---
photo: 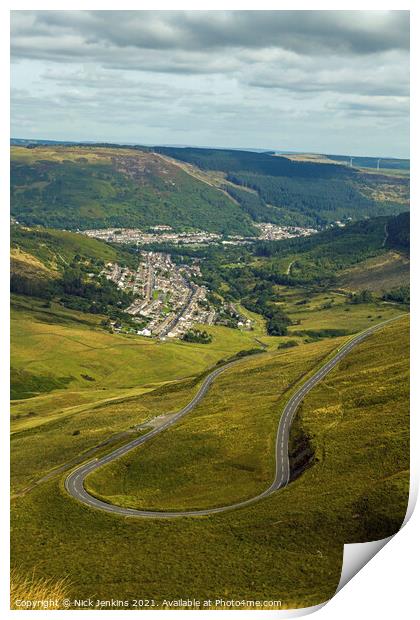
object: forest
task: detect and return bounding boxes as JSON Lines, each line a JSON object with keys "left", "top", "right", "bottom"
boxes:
{"left": 385, "top": 211, "right": 409, "bottom": 252}
{"left": 155, "top": 146, "right": 353, "bottom": 178}
{"left": 11, "top": 144, "right": 409, "bottom": 232}
{"left": 226, "top": 172, "right": 403, "bottom": 227}
{"left": 156, "top": 146, "right": 409, "bottom": 228}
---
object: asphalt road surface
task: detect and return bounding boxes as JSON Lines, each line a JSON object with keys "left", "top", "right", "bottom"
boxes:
{"left": 65, "top": 316, "right": 403, "bottom": 518}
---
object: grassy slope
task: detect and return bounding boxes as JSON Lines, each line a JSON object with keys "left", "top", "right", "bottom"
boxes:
{"left": 84, "top": 337, "right": 343, "bottom": 510}
{"left": 11, "top": 295, "right": 267, "bottom": 428}
{"left": 291, "top": 316, "right": 409, "bottom": 543}
{"left": 10, "top": 317, "right": 408, "bottom": 609}
{"left": 11, "top": 224, "right": 126, "bottom": 272}
{"left": 268, "top": 286, "right": 405, "bottom": 337}
{"left": 338, "top": 251, "right": 409, "bottom": 292}
{"left": 286, "top": 294, "right": 404, "bottom": 333}
{"left": 11, "top": 377, "right": 201, "bottom": 494}
{"left": 11, "top": 146, "right": 255, "bottom": 235}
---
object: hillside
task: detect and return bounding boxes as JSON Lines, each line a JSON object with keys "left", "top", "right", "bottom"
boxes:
{"left": 333, "top": 211, "right": 409, "bottom": 293}
{"left": 10, "top": 224, "right": 141, "bottom": 324}
{"left": 11, "top": 224, "right": 132, "bottom": 277}
{"left": 11, "top": 317, "right": 409, "bottom": 608}
{"left": 10, "top": 291, "right": 274, "bottom": 420}
{"left": 195, "top": 215, "right": 407, "bottom": 301}
{"left": 325, "top": 153, "right": 410, "bottom": 171}
{"left": 11, "top": 144, "right": 409, "bottom": 233}
{"left": 338, "top": 252, "right": 409, "bottom": 293}
{"left": 156, "top": 146, "right": 409, "bottom": 227}
{"left": 10, "top": 146, "right": 256, "bottom": 235}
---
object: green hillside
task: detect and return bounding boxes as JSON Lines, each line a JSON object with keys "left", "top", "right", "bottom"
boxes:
{"left": 84, "top": 336, "right": 346, "bottom": 510}
{"left": 11, "top": 144, "right": 409, "bottom": 233}
{"left": 10, "top": 225, "right": 140, "bottom": 325}
{"left": 11, "top": 224, "right": 128, "bottom": 269}
{"left": 11, "top": 146, "right": 256, "bottom": 235}
{"left": 11, "top": 317, "right": 409, "bottom": 609}
{"left": 156, "top": 146, "right": 410, "bottom": 227}
{"left": 10, "top": 293, "right": 266, "bottom": 418}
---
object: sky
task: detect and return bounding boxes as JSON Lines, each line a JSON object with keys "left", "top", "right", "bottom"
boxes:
{"left": 10, "top": 10, "right": 410, "bottom": 157}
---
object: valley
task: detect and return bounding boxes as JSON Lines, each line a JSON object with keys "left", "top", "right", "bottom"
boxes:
{"left": 9, "top": 141, "right": 410, "bottom": 610}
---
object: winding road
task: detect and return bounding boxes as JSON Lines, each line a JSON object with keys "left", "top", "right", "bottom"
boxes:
{"left": 65, "top": 316, "right": 403, "bottom": 518}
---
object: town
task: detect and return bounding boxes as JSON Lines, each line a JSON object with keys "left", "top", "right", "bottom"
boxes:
{"left": 82, "top": 223, "right": 318, "bottom": 246}
{"left": 102, "top": 251, "right": 219, "bottom": 339}
{"left": 83, "top": 225, "right": 223, "bottom": 246}
{"left": 253, "top": 222, "right": 318, "bottom": 240}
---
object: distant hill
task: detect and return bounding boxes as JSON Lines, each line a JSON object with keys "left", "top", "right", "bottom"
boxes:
{"left": 11, "top": 144, "right": 409, "bottom": 233}
{"left": 325, "top": 154, "right": 410, "bottom": 171}
{"left": 155, "top": 146, "right": 352, "bottom": 178}
{"left": 155, "top": 146, "right": 410, "bottom": 228}
{"left": 10, "top": 146, "right": 256, "bottom": 235}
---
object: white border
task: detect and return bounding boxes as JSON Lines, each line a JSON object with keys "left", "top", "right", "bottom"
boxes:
{"left": 2, "top": 2, "right": 417, "bottom": 619}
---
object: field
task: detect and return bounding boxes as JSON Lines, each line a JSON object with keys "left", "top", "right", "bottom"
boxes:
{"left": 10, "top": 317, "right": 409, "bottom": 609}
{"left": 11, "top": 293, "right": 279, "bottom": 494}
{"left": 84, "top": 337, "right": 344, "bottom": 510}
{"left": 274, "top": 286, "right": 406, "bottom": 336}
{"left": 338, "top": 251, "right": 410, "bottom": 292}
{"left": 11, "top": 295, "right": 265, "bottom": 418}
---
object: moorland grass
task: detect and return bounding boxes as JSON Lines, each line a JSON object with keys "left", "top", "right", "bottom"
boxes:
{"left": 85, "top": 337, "right": 345, "bottom": 510}
{"left": 11, "top": 377, "right": 200, "bottom": 494}
{"left": 10, "top": 317, "right": 408, "bottom": 609}
{"left": 10, "top": 568, "right": 70, "bottom": 610}
{"left": 11, "top": 297, "right": 264, "bottom": 428}
{"left": 338, "top": 251, "right": 410, "bottom": 293}
{"left": 283, "top": 292, "right": 404, "bottom": 334}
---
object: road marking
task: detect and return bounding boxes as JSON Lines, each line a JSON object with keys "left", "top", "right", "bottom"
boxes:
{"left": 65, "top": 315, "right": 406, "bottom": 518}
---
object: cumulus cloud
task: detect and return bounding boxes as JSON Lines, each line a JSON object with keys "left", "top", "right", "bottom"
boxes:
{"left": 10, "top": 10, "right": 409, "bottom": 156}
{"left": 12, "top": 11, "right": 409, "bottom": 57}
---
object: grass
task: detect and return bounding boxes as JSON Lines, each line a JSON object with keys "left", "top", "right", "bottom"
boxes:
{"left": 11, "top": 295, "right": 264, "bottom": 428}
{"left": 10, "top": 247, "right": 55, "bottom": 279}
{"left": 274, "top": 286, "right": 406, "bottom": 335}
{"left": 10, "top": 296, "right": 274, "bottom": 493}
{"left": 10, "top": 568, "right": 70, "bottom": 610}
{"left": 288, "top": 316, "right": 409, "bottom": 543}
{"left": 338, "top": 251, "right": 410, "bottom": 293}
{"left": 10, "top": 317, "right": 408, "bottom": 609}
{"left": 11, "top": 224, "right": 124, "bottom": 272}
{"left": 11, "top": 376, "right": 201, "bottom": 494}
{"left": 84, "top": 337, "right": 344, "bottom": 511}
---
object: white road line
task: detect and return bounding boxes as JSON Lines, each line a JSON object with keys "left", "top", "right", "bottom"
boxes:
{"left": 64, "top": 315, "right": 406, "bottom": 518}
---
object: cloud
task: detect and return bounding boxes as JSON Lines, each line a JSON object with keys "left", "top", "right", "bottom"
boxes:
{"left": 245, "top": 49, "right": 409, "bottom": 97}
{"left": 10, "top": 11, "right": 410, "bottom": 156}
{"left": 12, "top": 11, "right": 409, "bottom": 59}
{"left": 326, "top": 95, "right": 409, "bottom": 118}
